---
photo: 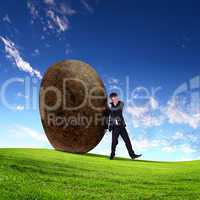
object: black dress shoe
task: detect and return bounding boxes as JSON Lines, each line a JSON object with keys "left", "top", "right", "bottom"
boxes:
{"left": 110, "top": 154, "right": 115, "bottom": 160}
{"left": 131, "top": 154, "right": 142, "bottom": 159}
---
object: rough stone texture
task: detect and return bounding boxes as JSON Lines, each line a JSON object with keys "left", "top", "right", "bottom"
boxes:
{"left": 39, "top": 60, "right": 107, "bottom": 153}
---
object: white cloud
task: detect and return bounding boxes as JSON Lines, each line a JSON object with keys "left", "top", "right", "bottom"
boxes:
{"left": 171, "top": 131, "right": 197, "bottom": 144}
{"left": 32, "top": 48, "right": 40, "bottom": 56}
{"left": 179, "top": 156, "right": 196, "bottom": 161}
{"left": 108, "top": 78, "right": 119, "bottom": 85}
{"left": 9, "top": 124, "right": 47, "bottom": 143}
{"left": 65, "top": 48, "right": 72, "bottom": 55}
{"left": 172, "top": 131, "right": 185, "bottom": 140}
{"left": 161, "top": 142, "right": 195, "bottom": 154}
{"left": 126, "top": 95, "right": 200, "bottom": 129}
{"left": 27, "top": 0, "right": 39, "bottom": 21}
{"left": 127, "top": 102, "right": 164, "bottom": 128}
{"left": 80, "top": 0, "right": 94, "bottom": 13}
{"left": 133, "top": 137, "right": 196, "bottom": 157}
{"left": 15, "top": 105, "right": 25, "bottom": 111}
{"left": 180, "top": 144, "right": 195, "bottom": 154}
{"left": 47, "top": 10, "right": 69, "bottom": 32}
{"left": 59, "top": 3, "right": 76, "bottom": 16}
{"left": 44, "top": 0, "right": 54, "bottom": 5}
{"left": 2, "top": 14, "right": 11, "bottom": 23}
{"left": 16, "top": 92, "right": 29, "bottom": 99}
{"left": 143, "top": 115, "right": 164, "bottom": 127}
{"left": 134, "top": 138, "right": 159, "bottom": 150}
{"left": 127, "top": 105, "right": 148, "bottom": 118}
{"left": 161, "top": 146, "right": 176, "bottom": 153}
{"left": 0, "top": 36, "right": 42, "bottom": 79}
{"left": 164, "top": 99, "right": 200, "bottom": 129}
{"left": 27, "top": 0, "right": 76, "bottom": 35}
{"left": 150, "top": 97, "right": 159, "bottom": 110}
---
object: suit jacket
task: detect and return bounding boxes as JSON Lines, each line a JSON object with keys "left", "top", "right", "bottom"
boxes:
{"left": 107, "top": 100, "right": 126, "bottom": 131}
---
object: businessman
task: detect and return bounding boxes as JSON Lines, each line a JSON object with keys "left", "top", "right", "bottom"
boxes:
{"left": 106, "top": 92, "right": 142, "bottom": 160}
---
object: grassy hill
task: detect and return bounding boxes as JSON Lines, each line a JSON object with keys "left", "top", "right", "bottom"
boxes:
{"left": 0, "top": 149, "right": 200, "bottom": 200}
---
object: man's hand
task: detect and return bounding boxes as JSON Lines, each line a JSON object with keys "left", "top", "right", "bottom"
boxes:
{"left": 108, "top": 125, "right": 113, "bottom": 132}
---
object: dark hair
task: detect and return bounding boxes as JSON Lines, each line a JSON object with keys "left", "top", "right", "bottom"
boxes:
{"left": 109, "top": 92, "right": 118, "bottom": 98}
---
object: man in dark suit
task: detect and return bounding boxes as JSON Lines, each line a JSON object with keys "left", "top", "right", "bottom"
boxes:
{"left": 107, "top": 92, "right": 142, "bottom": 160}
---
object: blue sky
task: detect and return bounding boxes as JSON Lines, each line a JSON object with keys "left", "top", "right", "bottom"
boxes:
{"left": 0, "top": 0, "right": 200, "bottom": 161}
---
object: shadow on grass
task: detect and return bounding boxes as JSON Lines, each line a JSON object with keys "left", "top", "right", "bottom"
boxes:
{"left": 57, "top": 150, "right": 166, "bottom": 163}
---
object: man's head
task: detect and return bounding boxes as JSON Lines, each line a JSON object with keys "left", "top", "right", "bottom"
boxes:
{"left": 109, "top": 92, "right": 119, "bottom": 105}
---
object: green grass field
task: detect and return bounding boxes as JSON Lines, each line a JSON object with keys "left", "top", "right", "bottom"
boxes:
{"left": 0, "top": 148, "right": 200, "bottom": 200}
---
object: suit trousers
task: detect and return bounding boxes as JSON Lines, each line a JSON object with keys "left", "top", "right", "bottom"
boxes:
{"left": 111, "top": 125, "right": 135, "bottom": 157}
